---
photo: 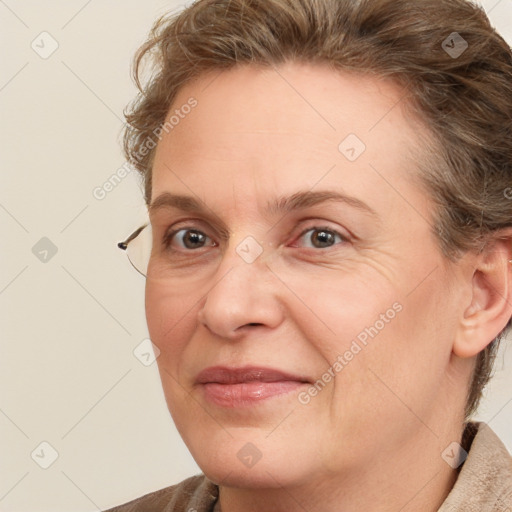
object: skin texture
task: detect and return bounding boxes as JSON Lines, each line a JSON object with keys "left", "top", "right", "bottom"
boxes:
{"left": 145, "top": 62, "right": 512, "bottom": 512}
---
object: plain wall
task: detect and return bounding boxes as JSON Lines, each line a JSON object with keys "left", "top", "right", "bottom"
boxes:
{"left": 1, "top": 1, "right": 511, "bottom": 510}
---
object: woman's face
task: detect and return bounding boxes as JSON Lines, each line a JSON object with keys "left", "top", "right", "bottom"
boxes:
{"left": 146, "top": 62, "right": 469, "bottom": 487}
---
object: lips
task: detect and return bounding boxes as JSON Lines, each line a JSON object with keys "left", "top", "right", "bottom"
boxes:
{"left": 196, "top": 366, "right": 311, "bottom": 407}
{"left": 196, "top": 366, "right": 310, "bottom": 385}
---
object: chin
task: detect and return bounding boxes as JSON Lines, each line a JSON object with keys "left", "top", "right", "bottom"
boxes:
{"left": 194, "top": 448, "right": 308, "bottom": 489}
{"left": 160, "top": 382, "right": 337, "bottom": 488}
{"left": 176, "top": 422, "right": 321, "bottom": 489}
{"left": 202, "top": 463, "right": 287, "bottom": 488}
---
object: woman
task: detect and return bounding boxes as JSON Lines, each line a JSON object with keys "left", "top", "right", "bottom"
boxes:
{"left": 107, "top": 0, "right": 512, "bottom": 510}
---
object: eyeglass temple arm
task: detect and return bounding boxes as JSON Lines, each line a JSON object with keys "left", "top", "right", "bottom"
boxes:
{"left": 117, "top": 224, "right": 148, "bottom": 251}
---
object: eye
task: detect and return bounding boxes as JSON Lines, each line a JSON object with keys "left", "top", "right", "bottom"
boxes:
{"left": 293, "top": 226, "right": 348, "bottom": 249}
{"left": 164, "top": 228, "right": 216, "bottom": 251}
{"left": 161, "top": 225, "right": 347, "bottom": 253}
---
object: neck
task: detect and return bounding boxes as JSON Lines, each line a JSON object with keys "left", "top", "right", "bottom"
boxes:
{"left": 217, "top": 422, "right": 464, "bottom": 512}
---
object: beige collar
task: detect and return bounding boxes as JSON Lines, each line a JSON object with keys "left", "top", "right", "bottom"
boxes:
{"left": 438, "top": 422, "right": 512, "bottom": 511}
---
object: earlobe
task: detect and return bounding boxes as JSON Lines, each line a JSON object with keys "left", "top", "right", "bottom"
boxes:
{"left": 453, "top": 234, "right": 512, "bottom": 359}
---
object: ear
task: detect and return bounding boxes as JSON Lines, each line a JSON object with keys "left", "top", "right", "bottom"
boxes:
{"left": 453, "top": 228, "right": 512, "bottom": 359}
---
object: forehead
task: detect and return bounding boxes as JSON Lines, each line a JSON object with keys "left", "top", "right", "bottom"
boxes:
{"left": 151, "top": 62, "right": 428, "bottom": 213}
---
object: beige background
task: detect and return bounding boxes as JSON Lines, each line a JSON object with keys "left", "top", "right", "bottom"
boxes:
{"left": 1, "top": 1, "right": 511, "bottom": 510}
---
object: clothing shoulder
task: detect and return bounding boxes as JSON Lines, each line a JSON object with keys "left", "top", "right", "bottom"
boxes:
{"left": 439, "top": 422, "right": 512, "bottom": 511}
{"left": 102, "top": 474, "right": 219, "bottom": 512}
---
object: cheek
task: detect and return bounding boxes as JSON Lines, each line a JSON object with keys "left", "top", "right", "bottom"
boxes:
{"left": 293, "top": 266, "right": 448, "bottom": 396}
{"left": 341, "top": 271, "right": 455, "bottom": 420}
{"left": 289, "top": 270, "right": 400, "bottom": 359}
{"left": 145, "top": 281, "right": 195, "bottom": 363}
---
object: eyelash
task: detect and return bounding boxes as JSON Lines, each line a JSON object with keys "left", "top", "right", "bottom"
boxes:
{"left": 162, "top": 224, "right": 349, "bottom": 253}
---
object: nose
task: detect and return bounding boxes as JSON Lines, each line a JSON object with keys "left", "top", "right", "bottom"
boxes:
{"left": 197, "top": 245, "right": 285, "bottom": 340}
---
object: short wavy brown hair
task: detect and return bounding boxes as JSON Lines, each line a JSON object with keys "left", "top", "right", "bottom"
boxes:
{"left": 123, "top": 0, "right": 512, "bottom": 421}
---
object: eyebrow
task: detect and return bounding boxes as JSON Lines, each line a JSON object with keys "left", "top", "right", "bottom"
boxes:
{"left": 149, "top": 190, "right": 378, "bottom": 221}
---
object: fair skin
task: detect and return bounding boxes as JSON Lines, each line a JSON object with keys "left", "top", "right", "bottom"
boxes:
{"left": 145, "top": 61, "right": 512, "bottom": 512}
